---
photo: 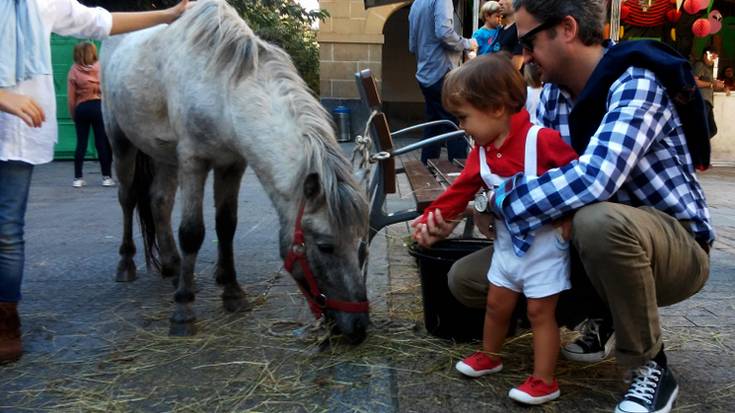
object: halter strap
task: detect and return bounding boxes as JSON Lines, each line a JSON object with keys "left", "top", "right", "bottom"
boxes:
{"left": 284, "top": 201, "right": 370, "bottom": 318}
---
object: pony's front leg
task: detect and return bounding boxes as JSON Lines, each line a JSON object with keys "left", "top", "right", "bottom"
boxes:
{"left": 170, "top": 159, "right": 209, "bottom": 336}
{"left": 151, "top": 164, "right": 180, "bottom": 281}
{"left": 214, "top": 163, "right": 250, "bottom": 312}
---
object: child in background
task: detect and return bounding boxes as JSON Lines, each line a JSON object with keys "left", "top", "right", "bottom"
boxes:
{"left": 472, "top": 1, "right": 502, "bottom": 56}
{"left": 410, "top": 54, "right": 578, "bottom": 405}
{"left": 67, "top": 41, "right": 114, "bottom": 188}
{"left": 524, "top": 63, "right": 543, "bottom": 124}
{"left": 0, "top": 0, "right": 190, "bottom": 364}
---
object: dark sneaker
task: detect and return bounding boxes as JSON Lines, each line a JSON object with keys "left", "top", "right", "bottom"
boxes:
{"left": 455, "top": 351, "right": 503, "bottom": 377}
{"left": 615, "top": 360, "right": 678, "bottom": 413}
{"left": 562, "top": 318, "right": 615, "bottom": 362}
{"left": 508, "top": 375, "right": 560, "bottom": 405}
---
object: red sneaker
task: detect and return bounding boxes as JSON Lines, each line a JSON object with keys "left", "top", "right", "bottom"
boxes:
{"left": 508, "top": 376, "right": 560, "bottom": 405}
{"left": 455, "top": 352, "right": 503, "bottom": 377}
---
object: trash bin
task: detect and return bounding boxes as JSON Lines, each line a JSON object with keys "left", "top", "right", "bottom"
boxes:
{"left": 333, "top": 105, "right": 352, "bottom": 142}
{"left": 408, "top": 239, "right": 491, "bottom": 342}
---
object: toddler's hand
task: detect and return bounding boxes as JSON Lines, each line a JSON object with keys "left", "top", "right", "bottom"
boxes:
{"left": 552, "top": 215, "right": 573, "bottom": 241}
{"left": 0, "top": 91, "right": 45, "bottom": 128}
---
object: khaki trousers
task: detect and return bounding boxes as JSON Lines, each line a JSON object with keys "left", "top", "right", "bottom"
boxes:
{"left": 447, "top": 202, "right": 710, "bottom": 367}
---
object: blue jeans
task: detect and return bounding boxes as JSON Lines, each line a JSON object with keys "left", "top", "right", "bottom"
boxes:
{"left": 418, "top": 75, "right": 468, "bottom": 164}
{"left": 0, "top": 160, "right": 33, "bottom": 302}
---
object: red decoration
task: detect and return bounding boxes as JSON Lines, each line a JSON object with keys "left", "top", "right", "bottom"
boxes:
{"left": 666, "top": 9, "right": 682, "bottom": 23}
{"left": 621, "top": 4, "right": 632, "bottom": 20}
{"left": 692, "top": 18, "right": 711, "bottom": 37}
{"left": 683, "top": 0, "right": 709, "bottom": 15}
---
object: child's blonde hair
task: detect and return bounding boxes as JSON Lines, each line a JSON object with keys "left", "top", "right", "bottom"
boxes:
{"left": 480, "top": 1, "right": 501, "bottom": 21}
{"left": 442, "top": 53, "right": 526, "bottom": 114}
{"left": 73, "top": 42, "right": 98, "bottom": 66}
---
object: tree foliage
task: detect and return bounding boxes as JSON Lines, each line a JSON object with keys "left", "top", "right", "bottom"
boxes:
{"left": 83, "top": 0, "right": 327, "bottom": 92}
{"left": 230, "top": 0, "right": 327, "bottom": 92}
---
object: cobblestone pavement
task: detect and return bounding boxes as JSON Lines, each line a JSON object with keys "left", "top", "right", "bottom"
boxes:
{"left": 0, "top": 160, "right": 732, "bottom": 413}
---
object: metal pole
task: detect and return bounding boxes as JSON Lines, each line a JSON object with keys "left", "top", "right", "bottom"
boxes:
{"left": 610, "top": 0, "right": 622, "bottom": 42}
{"left": 473, "top": 0, "right": 479, "bottom": 33}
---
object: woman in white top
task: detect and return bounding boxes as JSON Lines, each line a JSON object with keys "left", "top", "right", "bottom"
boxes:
{"left": 0, "top": 0, "right": 190, "bottom": 364}
{"left": 523, "top": 63, "right": 543, "bottom": 125}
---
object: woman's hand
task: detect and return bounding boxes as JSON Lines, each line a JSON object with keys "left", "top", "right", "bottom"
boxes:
{"left": 410, "top": 209, "right": 458, "bottom": 248}
{"left": 0, "top": 90, "right": 45, "bottom": 128}
{"left": 166, "top": 0, "right": 192, "bottom": 22}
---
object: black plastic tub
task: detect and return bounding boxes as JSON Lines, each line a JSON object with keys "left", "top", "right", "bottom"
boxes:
{"left": 408, "top": 239, "right": 491, "bottom": 342}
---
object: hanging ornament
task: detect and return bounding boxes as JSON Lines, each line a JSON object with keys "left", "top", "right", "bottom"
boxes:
{"left": 670, "top": 27, "right": 676, "bottom": 41}
{"left": 708, "top": 10, "right": 723, "bottom": 34}
{"left": 639, "top": 0, "right": 654, "bottom": 12}
{"left": 666, "top": 9, "right": 682, "bottom": 23}
{"left": 683, "top": 0, "right": 708, "bottom": 14}
{"left": 692, "top": 18, "right": 711, "bottom": 37}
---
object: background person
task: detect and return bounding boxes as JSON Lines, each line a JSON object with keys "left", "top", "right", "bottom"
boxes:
{"left": 473, "top": 1, "right": 502, "bottom": 56}
{"left": 693, "top": 47, "right": 725, "bottom": 135}
{"left": 409, "top": 0, "right": 478, "bottom": 164}
{"left": 0, "top": 0, "right": 191, "bottom": 364}
{"left": 67, "top": 41, "right": 114, "bottom": 188}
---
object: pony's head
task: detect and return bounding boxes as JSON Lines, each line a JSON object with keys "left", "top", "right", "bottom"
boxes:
{"left": 282, "top": 149, "right": 370, "bottom": 344}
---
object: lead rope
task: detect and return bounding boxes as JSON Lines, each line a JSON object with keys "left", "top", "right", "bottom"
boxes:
{"left": 351, "top": 109, "right": 380, "bottom": 193}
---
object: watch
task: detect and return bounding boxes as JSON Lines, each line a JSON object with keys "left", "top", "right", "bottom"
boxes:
{"left": 474, "top": 190, "right": 490, "bottom": 213}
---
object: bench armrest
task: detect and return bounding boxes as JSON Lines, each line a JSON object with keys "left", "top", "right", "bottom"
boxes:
{"left": 390, "top": 120, "right": 459, "bottom": 137}
{"left": 392, "top": 130, "right": 468, "bottom": 156}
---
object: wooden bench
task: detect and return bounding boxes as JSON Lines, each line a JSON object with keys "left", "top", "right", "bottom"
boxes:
{"left": 354, "top": 69, "right": 471, "bottom": 241}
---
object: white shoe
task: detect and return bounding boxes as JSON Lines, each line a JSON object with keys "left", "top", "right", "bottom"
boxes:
{"left": 101, "top": 176, "right": 116, "bottom": 187}
{"left": 72, "top": 178, "right": 86, "bottom": 188}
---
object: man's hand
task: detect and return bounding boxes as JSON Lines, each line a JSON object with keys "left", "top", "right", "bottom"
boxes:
{"left": 552, "top": 215, "right": 573, "bottom": 241}
{"left": 0, "top": 90, "right": 45, "bottom": 128}
{"left": 410, "top": 209, "right": 458, "bottom": 248}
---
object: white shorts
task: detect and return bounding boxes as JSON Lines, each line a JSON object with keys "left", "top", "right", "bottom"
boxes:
{"left": 488, "top": 221, "right": 571, "bottom": 299}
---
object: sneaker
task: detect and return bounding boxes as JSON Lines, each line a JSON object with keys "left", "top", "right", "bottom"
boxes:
{"left": 615, "top": 360, "right": 678, "bottom": 413}
{"left": 455, "top": 351, "right": 503, "bottom": 377}
{"left": 508, "top": 375, "right": 560, "bottom": 405}
{"left": 101, "top": 176, "right": 116, "bottom": 187}
{"left": 72, "top": 178, "right": 86, "bottom": 188}
{"left": 562, "top": 318, "right": 615, "bottom": 362}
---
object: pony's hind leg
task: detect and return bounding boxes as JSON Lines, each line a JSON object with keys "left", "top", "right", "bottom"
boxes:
{"left": 170, "top": 158, "right": 209, "bottom": 336}
{"left": 213, "top": 163, "right": 250, "bottom": 313}
{"left": 150, "top": 164, "right": 180, "bottom": 280}
{"left": 112, "top": 136, "right": 138, "bottom": 282}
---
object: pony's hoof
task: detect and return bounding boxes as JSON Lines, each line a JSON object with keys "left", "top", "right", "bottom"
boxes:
{"left": 169, "top": 321, "right": 196, "bottom": 336}
{"left": 223, "top": 294, "right": 252, "bottom": 313}
{"left": 115, "top": 266, "right": 137, "bottom": 282}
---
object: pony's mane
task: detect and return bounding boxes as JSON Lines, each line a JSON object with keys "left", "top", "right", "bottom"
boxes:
{"left": 176, "top": 0, "right": 261, "bottom": 85}
{"left": 175, "top": 0, "right": 368, "bottom": 238}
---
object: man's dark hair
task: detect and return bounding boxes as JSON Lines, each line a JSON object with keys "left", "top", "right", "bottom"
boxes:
{"left": 512, "top": 0, "right": 605, "bottom": 46}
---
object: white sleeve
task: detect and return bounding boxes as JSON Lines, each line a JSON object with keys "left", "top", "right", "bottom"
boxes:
{"left": 51, "top": 0, "right": 112, "bottom": 40}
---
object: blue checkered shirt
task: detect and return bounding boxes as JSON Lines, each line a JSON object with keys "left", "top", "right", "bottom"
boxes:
{"left": 494, "top": 66, "right": 714, "bottom": 256}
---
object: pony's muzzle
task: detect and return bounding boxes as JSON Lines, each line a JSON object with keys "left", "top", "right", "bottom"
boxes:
{"left": 331, "top": 311, "right": 369, "bottom": 344}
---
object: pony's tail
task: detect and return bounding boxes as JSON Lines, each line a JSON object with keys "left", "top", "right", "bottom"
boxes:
{"left": 133, "top": 151, "right": 160, "bottom": 272}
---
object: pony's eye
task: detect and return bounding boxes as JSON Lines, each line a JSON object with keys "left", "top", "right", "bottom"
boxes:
{"left": 317, "top": 243, "right": 335, "bottom": 254}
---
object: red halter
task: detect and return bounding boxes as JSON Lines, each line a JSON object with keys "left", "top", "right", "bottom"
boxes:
{"left": 283, "top": 201, "right": 370, "bottom": 318}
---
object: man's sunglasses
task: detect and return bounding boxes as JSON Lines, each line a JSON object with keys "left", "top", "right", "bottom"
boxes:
{"left": 518, "top": 18, "right": 562, "bottom": 52}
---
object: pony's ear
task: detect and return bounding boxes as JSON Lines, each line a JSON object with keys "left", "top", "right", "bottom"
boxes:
{"left": 303, "top": 173, "right": 321, "bottom": 199}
